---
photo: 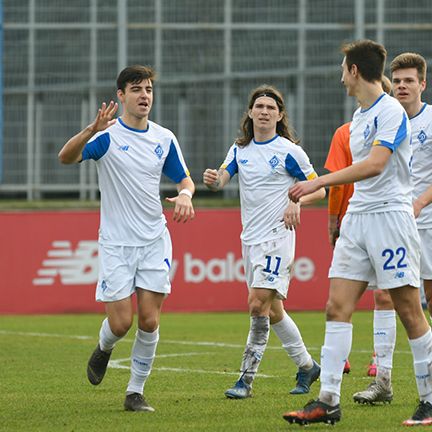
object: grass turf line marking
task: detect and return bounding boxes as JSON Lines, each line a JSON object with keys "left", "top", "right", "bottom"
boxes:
{"left": 0, "top": 330, "right": 413, "bottom": 355}
{"left": 109, "top": 356, "right": 276, "bottom": 377}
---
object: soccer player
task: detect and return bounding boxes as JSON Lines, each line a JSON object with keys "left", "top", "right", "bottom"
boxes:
{"left": 325, "top": 76, "right": 392, "bottom": 378}
{"left": 203, "top": 85, "right": 325, "bottom": 399}
{"left": 353, "top": 53, "right": 432, "bottom": 412}
{"left": 58, "top": 65, "right": 195, "bottom": 412}
{"left": 283, "top": 40, "right": 432, "bottom": 427}
{"left": 325, "top": 76, "right": 392, "bottom": 248}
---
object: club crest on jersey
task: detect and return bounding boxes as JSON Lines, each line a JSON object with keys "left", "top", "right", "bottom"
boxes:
{"left": 269, "top": 155, "right": 279, "bottom": 169}
{"left": 418, "top": 130, "right": 427, "bottom": 144}
{"left": 363, "top": 124, "right": 371, "bottom": 140}
{"left": 154, "top": 144, "right": 164, "bottom": 159}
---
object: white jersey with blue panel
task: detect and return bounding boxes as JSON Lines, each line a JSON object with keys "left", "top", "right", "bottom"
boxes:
{"left": 221, "top": 134, "right": 317, "bottom": 245}
{"left": 347, "top": 93, "right": 413, "bottom": 214}
{"left": 411, "top": 103, "right": 432, "bottom": 229}
{"left": 81, "top": 118, "right": 190, "bottom": 246}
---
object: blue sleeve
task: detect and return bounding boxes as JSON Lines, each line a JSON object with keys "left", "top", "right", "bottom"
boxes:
{"left": 374, "top": 112, "right": 408, "bottom": 152}
{"left": 285, "top": 153, "right": 307, "bottom": 180}
{"left": 162, "top": 140, "right": 189, "bottom": 183}
{"left": 81, "top": 132, "right": 110, "bottom": 161}
{"left": 221, "top": 146, "right": 238, "bottom": 177}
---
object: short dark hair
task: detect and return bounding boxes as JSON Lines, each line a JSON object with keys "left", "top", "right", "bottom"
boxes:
{"left": 341, "top": 39, "right": 387, "bottom": 83}
{"left": 391, "top": 52, "right": 427, "bottom": 82}
{"left": 116, "top": 65, "right": 156, "bottom": 92}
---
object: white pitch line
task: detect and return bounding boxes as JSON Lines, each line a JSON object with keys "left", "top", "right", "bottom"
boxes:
{"left": 109, "top": 357, "right": 276, "bottom": 378}
{"left": 154, "top": 367, "right": 276, "bottom": 377}
{"left": 0, "top": 330, "right": 94, "bottom": 340}
{"left": 0, "top": 330, "right": 413, "bottom": 355}
{"left": 111, "top": 352, "right": 213, "bottom": 364}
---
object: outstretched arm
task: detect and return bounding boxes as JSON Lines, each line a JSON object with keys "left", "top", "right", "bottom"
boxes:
{"left": 289, "top": 146, "right": 391, "bottom": 202}
{"left": 58, "top": 101, "right": 118, "bottom": 164}
{"left": 203, "top": 168, "right": 231, "bottom": 192}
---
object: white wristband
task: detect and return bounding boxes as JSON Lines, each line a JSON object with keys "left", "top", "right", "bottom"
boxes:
{"left": 179, "top": 188, "right": 193, "bottom": 199}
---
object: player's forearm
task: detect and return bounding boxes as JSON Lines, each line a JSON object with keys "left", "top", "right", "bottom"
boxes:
{"left": 328, "top": 214, "right": 339, "bottom": 227}
{"left": 415, "top": 186, "right": 432, "bottom": 212}
{"left": 315, "top": 159, "right": 384, "bottom": 189}
{"left": 58, "top": 126, "right": 96, "bottom": 164}
{"left": 177, "top": 176, "right": 195, "bottom": 197}
{"left": 328, "top": 185, "right": 344, "bottom": 215}
{"left": 317, "top": 146, "right": 390, "bottom": 188}
{"left": 204, "top": 169, "right": 230, "bottom": 192}
{"left": 299, "top": 186, "right": 326, "bottom": 205}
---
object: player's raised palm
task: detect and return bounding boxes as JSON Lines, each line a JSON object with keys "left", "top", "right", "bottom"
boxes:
{"left": 89, "top": 101, "right": 118, "bottom": 133}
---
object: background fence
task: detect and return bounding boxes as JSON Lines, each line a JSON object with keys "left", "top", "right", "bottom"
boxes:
{"left": 2, "top": 0, "right": 432, "bottom": 200}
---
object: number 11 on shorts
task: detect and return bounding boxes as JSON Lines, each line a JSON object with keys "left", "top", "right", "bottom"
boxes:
{"left": 264, "top": 255, "right": 282, "bottom": 276}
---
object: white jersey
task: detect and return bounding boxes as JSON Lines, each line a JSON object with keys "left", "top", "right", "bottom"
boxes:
{"left": 221, "top": 135, "right": 317, "bottom": 245}
{"left": 411, "top": 103, "right": 432, "bottom": 229}
{"left": 82, "top": 118, "right": 190, "bottom": 246}
{"left": 347, "top": 93, "right": 413, "bottom": 214}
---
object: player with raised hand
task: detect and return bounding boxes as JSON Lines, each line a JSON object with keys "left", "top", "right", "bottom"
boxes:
{"left": 204, "top": 84, "right": 325, "bottom": 400}
{"left": 283, "top": 40, "right": 432, "bottom": 427}
{"left": 59, "top": 65, "right": 195, "bottom": 412}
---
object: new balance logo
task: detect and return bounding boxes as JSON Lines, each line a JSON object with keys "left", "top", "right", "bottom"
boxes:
{"left": 33, "top": 240, "right": 99, "bottom": 285}
{"left": 117, "top": 145, "right": 129, "bottom": 151}
{"left": 133, "top": 358, "right": 149, "bottom": 367}
{"left": 374, "top": 331, "right": 387, "bottom": 336}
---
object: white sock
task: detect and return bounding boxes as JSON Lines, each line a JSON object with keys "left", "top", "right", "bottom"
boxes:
{"left": 99, "top": 318, "right": 122, "bottom": 352}
{"left": 126, "top": 328, "right": 159, "bottom": 395}
{"left": 374, "top": 310, "right": 396, "bottom": 388}
{"left": 409, "top": 329, "right": 432, "bottom": 404}
{"left": 271, "top": 312, "right": 312, "bottom": 369}
{"left": 239, "top": 316, "right": 270, "bottom": 386}
{"left": 319, "top": 321, "right": 353, "bottom": 406}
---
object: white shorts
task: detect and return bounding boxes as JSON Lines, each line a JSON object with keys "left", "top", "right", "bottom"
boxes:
{"left": 329, "top": 212, "right": 420, "bottom": 289}
{"left": 242, "top": 233, "right": 295, "bottom": 300}
{"left": 419, "top": 228, "right": 432, "bottom": 280}
{"left": 96, "top": 229, "right": 172, "bottom": 302}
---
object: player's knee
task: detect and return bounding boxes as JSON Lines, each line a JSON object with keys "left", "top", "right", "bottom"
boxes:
{"left": 374, "top": 290, "right": 393, "bottom": 309}
{"left": 325, "top": 297, "right": 338, "bottom": 319}
{"left": 110, "top": 319, "right": 133, "bottom": 337}
{"left": 325, "top": 298, "right": 351, "bottom": 321}
{"left": 394, "top": 305, "right": 421, "bottom": 332}
{"left": 269, "top": 308, "right": 284, "bottom": 323}
{"left": 138, "top": 316, "right": 159, "bottom": 332}
{"left": 248, "top": 298, "right": 266, "bottom": 316}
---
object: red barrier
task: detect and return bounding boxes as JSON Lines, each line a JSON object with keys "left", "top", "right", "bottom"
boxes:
{"left": 0, "top": 209, "right": 374, "bottom": 314}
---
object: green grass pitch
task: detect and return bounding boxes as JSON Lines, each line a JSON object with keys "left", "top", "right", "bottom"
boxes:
{"left": 0, "top": 311, "right": 421, "bottom": 431}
